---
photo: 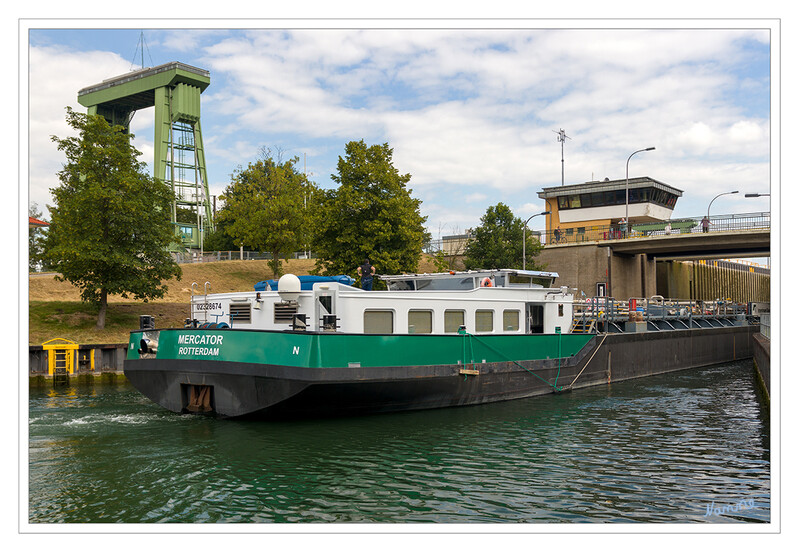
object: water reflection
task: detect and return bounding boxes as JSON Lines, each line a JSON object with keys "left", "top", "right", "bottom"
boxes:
{"left": 28, "top": 361, "right": 770, "bottom": 524}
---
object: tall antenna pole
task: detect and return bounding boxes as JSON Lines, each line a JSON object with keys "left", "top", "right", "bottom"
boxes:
{"left": 553, "top": 128, "right": 571, "bottom": 186}
{"left": 130, "top": 31, "right": 153, "bottom": 71}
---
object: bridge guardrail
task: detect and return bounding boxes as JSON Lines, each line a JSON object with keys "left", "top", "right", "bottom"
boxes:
{"left": 423, "top": 211, "right": 770, "bottom": 253}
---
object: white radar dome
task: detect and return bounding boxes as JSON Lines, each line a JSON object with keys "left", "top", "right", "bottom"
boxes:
{"left": 277, "top": 273, "right": 301, "bottom": 301}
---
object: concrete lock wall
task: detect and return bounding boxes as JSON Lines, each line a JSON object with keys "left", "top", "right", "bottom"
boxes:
{"left": 29, "top": 343, "right": 128, "bottom": 381}
{"left": 657, "top": 261, "right": 770, "bottom": 302}
{"left": 540, "top": 245, "right": 769, "bottom": 302}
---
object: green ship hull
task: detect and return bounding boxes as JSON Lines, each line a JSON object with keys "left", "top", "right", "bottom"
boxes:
{"left": 123, "top": 324, "right": 756, "bottom": 418}
{"left": 124, "top": 329, "right": 595, "bottom": 418}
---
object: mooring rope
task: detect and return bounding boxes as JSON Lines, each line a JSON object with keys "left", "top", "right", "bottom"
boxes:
{"left": 566, "top": 332, "right": 609, "bottom": 390}
{"left": 462, "top": 332, "right": 564, "bottom": 391}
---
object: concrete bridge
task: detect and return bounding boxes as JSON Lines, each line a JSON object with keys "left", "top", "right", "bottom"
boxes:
{"left": 426, "top": 212, "right": 770, "bottom": 302}
{"left": 604, "top": 228, "right": 770, "bottom": 260}
{"left": 536, "top": 216, "right": 770, "bottom": 301}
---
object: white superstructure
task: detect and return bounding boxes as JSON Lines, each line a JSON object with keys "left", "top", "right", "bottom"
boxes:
{"left": 189, "top": 269, "right": 574, "bottom": 335}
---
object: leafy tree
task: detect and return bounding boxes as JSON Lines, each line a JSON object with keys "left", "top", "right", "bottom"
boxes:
{"left": 43, "top": 107, "right": 181, "bottom": 329}
{"left": 175, "top": 206, "right": 198, "bottom": 224}
{"left": 463, "top": 202, "right": 543, "bottom": 270}
{"left": 202, "top": 220, "right": 242, "bottom": 253}
{"left": 314, "top": 140, "right": 429, "bottom": 286}
{"left": 29, "top": 203, "right": 48, "bottom": 272}
{"left": 218, "top": 151, "right": 314, "bottom": 277}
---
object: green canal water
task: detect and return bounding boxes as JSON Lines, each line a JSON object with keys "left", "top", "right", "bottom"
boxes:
{"left": 28, "top": 360, "right": 770, "bottom": 524}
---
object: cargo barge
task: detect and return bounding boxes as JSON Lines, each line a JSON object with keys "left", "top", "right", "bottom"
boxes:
{"left": 124, "top": 269, "right": 756, "bottom": 418}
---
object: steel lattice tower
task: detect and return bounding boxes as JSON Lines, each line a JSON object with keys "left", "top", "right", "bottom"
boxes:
{"left": 77, "top": 62, "right": 214, "bottom": 249}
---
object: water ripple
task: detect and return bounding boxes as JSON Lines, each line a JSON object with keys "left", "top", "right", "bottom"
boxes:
{"left": 28, "top": 361, "right": 770, "bottom": 523}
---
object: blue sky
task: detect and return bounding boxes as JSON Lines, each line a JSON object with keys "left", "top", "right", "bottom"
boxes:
{"left": 26, "top": 22, "right": 775, "bottom": 243}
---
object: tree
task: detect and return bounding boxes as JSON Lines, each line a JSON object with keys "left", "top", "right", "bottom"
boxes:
{"left": 202, "top": 217, "right": 242, "bottom": 253}
{"left": 314, "top": 140, "right": 429, "bottom": 285}
{"left": 217, "top": 151, "right": 314, "bottom": 277}
{"left": 463, "top": 202, "right": 544, "bottom": 270}
{"left": 29, "top": 203, "right": 47, "bottom": 272}
{"left": 44, "top": 108, "right": 181, "bottom": 329}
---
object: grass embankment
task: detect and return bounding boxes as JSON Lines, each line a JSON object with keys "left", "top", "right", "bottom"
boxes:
{"left": 29, "top": 301, "right": 189, "bottom": 346}
{"left": 28, "top": 256, "right": 441, "bottom": 345}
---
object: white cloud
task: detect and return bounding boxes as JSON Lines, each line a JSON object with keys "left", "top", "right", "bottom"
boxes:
{"left": 677, "top": 122, "right": 716, "bottom": 151}
{"left": 28, "top": 46, "right": 132, "bottom": 213}
{"left": 465, "top": 193, "right": 488, "bottom": 203}
{"left": 728, "top": 120, "right": 765, "bottom": 143}
{"left": 26, "top": 26, "right": 772, "bottom": 234}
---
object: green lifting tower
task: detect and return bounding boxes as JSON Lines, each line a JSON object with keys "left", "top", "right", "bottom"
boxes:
{"left": 77, "top": 62, "right": 214, "bottom": 250}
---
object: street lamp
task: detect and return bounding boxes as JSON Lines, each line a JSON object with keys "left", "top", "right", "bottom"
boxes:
{"left": 707, "top": 190, "right": 739, "bottom": 220}
{"left": 523, "top": 211, "right": 551, "bottom": 270}
{"left": 744, "top": 193, "right": 770, "bottom": 198}
{"left": 625, "top": 147, "right": 656, "bottom": 237}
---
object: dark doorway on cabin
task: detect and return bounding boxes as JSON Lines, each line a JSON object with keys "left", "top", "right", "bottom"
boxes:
{"left": 527, "top": 304, "right": 544, "bottom": 334}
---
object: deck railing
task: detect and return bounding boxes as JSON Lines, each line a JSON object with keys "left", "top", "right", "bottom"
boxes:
{"left": 571, "top": 295, "right": 755, "bottom": 333}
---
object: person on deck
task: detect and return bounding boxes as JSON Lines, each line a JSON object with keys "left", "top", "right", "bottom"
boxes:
{"left": 358, "top": 258, "right": 376, "bottom": 291}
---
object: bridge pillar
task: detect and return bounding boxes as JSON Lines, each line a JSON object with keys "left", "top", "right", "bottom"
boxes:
{"left": 539, "top": 244, "right": 655, "bottom": 300}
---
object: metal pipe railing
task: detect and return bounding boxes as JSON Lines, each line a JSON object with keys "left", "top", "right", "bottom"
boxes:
{"left": 571, "top": 295, "right": 751, "bottom": 333}
{"left": 542, "top": 212, "right": 769, "bottom": 246}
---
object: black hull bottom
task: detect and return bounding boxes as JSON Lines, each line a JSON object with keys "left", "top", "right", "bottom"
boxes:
{"left": 124, "top": 326, "right": 755, "bottom": 419}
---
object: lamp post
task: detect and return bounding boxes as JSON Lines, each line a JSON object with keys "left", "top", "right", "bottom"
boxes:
{"left": 745, "top": 193, "right": 771, "bottom": 269}
{"left": 523, "top": 211, "right": 550, "bottom": 270}
{"left": 625, "top": 147, "right": 656, "bottom": 237}
{"left": 707, "top": 190, "right": 739, "bottom": 220}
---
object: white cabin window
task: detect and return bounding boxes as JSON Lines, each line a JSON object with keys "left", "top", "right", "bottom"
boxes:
{"left": 503, "top": 310, "right": 520, "bottom": 332}
{"left": 475, "top": 310, "right": 494, "bottom": 332}
{"left": 408, "top": 310, "right": 433, "bottom": 334}
{"left": 364, "top": 310, "right": 394, "bottom": 334}
{"left": 444, "top": 310, "right": 465, "bottom": 333}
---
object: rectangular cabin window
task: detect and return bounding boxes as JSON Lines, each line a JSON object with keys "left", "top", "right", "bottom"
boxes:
{"left": 408, "top": 310, "right": 433, "bottom": 334}
{"left": 364, "top": 310, "right": 394, "bottom": 334}
{"left": 559, "top": 304, "right": 564, "bottom": 317}
{"left": 444, "top": 310, "right": 465, "bottom": 333}
{"left": 503, "top": 310, "right": 520, "bottom": 332}
{"left": 318, "top": 295, "right": 333, "bottom": 314}
{"left": 230, "top": 303, "right": 251, "bottom": 323}
{"left": 509, "top": 274, "right": 532, "bottom": 285}
{"left": 475, "top": 310, "right": 494, "bottom": 333}
{"left": 417, "top": 277, "right": 476, "bottom": 290}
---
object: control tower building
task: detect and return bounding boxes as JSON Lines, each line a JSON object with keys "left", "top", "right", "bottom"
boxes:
{"left": 77, "top": 62, "right": 214, "bottom": 250}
